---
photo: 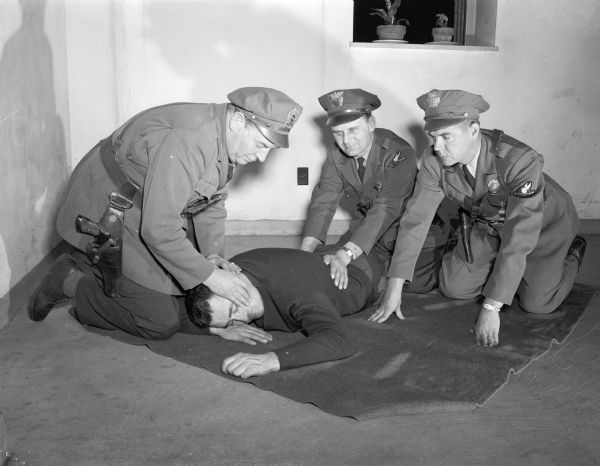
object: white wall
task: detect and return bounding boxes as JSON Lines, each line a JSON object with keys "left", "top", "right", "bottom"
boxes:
{"left": 64, "top": 0, "right": 600, "bottom": 231}
{"left": 339, "top": 0, "right": 600, "bottom": 219}
{"left": 0, "top": 0, "right": 70, "bottom": 326}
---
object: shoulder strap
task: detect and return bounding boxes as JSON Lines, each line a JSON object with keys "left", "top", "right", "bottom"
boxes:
{"left": 488, "top": 129, "right": 508, "bottom": 187}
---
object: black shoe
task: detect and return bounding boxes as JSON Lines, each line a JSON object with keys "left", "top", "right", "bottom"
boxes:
{"left": 568, "top": 235, "right": 587, "bottom": 270}
{"left": 29, "top": 254, "right": 81, "bottom": 321}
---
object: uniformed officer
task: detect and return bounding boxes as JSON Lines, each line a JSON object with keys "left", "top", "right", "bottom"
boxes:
{"left": 369, "top": 89, "right": 586, "bottom": 348}
{"left": 29, "top": 87, "right": 302, "bottom": 341}
{"left": 301, "top": 88, "right": 449, "bottom": 293}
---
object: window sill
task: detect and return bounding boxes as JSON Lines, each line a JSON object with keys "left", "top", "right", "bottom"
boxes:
{"left": 350, "top": 42, "right": 498, "bottom": 51}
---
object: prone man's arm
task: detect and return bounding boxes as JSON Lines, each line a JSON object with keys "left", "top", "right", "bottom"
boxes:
{"left": 273, "top": 293, "right": 355, "bottom": 371}
{"left": 221, "top": 293, "right": 354, "bottom": 378}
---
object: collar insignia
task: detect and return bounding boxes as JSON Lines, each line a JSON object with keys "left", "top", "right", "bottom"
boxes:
{"left": 512, "top": 180, "right": 536, "bottom": 198}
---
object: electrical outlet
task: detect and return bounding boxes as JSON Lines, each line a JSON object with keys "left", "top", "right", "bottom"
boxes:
{"left": 297, "top": 167, "right": 309, "bottom": 185}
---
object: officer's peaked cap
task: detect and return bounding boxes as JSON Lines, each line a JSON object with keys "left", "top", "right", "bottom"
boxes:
{"left": 318, "top": 88, "right": 381, "bottom": 127}
{"left": 417, "top": 89, "right": 490, "bottom": 131}
{"left": 228, "top": 87, "right": 303, "bottom": 148}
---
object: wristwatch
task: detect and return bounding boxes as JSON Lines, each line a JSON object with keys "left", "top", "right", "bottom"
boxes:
{"left": 339, "top": 246, "right": 355, "bottom": 261}
{"left": 482, "top": 302, "right": 501, "bottom": 312}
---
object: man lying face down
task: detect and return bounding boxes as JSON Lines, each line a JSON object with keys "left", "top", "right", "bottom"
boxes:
{"left": 185, "top": 248, "right": 379, "bottom": 379}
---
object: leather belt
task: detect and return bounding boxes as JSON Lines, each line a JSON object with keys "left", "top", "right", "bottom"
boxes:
{"left": 99, "top": 137, "right": 141, "bottom": 206}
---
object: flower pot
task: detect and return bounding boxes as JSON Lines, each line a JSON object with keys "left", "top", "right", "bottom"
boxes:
{"left": 432, "top": 27, "right": 454, "bottom": 42}
{"left": 376, "top": 24, "right": 407, "bottom": 41}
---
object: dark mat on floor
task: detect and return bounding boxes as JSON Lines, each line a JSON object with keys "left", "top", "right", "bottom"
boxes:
{"left": 98, "top": 283, "right": 598, "bottom": 420}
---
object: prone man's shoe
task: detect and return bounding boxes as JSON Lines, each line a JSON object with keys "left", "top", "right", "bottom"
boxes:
{"left": 568, "top": 235, "right": 587, "bottom": 270}
{"left": 28, "top": 254, "right": 81, "bottom": 322}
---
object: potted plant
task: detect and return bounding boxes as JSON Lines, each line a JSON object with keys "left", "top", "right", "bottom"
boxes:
{"left": 371, "top": 0, "right": 410, "bottom": 41}
{"left": 432, "top": 13, "right": 454, "bottom": 42}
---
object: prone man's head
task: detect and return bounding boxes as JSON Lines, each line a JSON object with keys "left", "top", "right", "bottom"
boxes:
{"left": 185, "top": 284, "right": 215, "bottom": 328}
{"left": 185, "top": 282, "right": 264, "bottom": 329}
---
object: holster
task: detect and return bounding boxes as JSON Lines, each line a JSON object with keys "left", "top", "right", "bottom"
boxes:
{"left": 80, "top": 137, "right": 140, "bottom": 297}
{"left": 90, "top": 192, "right": 134, "bottom": 297}
{"left": 459, "top": 209, "right": 474, "bottom": 264}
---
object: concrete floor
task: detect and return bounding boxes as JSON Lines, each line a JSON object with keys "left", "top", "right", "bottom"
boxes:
{"left": 1, "top": 235, "right": 599, "bottom": 466}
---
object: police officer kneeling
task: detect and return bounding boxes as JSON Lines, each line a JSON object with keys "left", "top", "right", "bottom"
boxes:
{"left": 369, "top": 89, "right": 586, "bottom": 348}
{"left": 29, "top": 87, "right": 302, "bottom": 341}
{"left": 301, "top": 88, "right": 450, "bottom": 294}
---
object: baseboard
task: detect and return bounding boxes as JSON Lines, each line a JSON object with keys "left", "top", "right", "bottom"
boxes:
{"left": 226, "top": 218, "right": 600, "bottom": 236}
{"left": 0, "top": 242, "right": 72, "bottom": 329}
{"left": 225, "top": 219, "right": 351, "bottom": 236}
{"left": 579, "top": 219, "right": 600, "bottom": 235}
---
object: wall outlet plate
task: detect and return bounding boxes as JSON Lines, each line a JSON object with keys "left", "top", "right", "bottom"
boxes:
{"left": 297, "top": 167, "right": 309, "bottom": 185}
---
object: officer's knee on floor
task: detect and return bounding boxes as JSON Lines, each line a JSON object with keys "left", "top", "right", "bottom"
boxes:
{"left": 519, "top": 294, "right": 555, "bottom": 314}
{"left": 438, "top": 280, "right": 480, "bottom": 301}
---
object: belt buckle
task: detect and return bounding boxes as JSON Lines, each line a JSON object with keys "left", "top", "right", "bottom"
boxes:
{"left": 109, "top": 191, "right": 134, "bottom": 210}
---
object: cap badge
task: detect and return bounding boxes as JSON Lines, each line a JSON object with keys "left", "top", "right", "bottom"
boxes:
{"left": 487, "top": 178, "right": 501, "bottom": 196}
{"left": 285, "top": 107, "right": 299, "bottom": 128}
{"left": 512, "top": 181, "right": 536, "bottom": 198}
{"left": 426, "top": 89, "right": 442, "bottom": 108}
{"left": 329, "top": 91, "right": 344, "bottom": 108}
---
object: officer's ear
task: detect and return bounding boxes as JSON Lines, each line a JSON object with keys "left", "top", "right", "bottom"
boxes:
{"left": 367, "top": 114, "right": 376, "bottom": 132}
{"left": 229, "top": 110, "right": 246, "bottom": 132}
{"left": 469, "top": 120, "right": 480, "bottom": 137}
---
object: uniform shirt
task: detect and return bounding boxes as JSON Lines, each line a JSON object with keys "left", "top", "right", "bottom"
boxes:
{"left": 57, "top": 103, "right": 231, "bottom": 294}
{"left": 303, "top": 129, "right": 416, "bottom": 256}
{"left": 389, "top": 129, "right": 578, "bottom": 305}
{"left": 232, "top": 248, "right": 374, "bottom": 370}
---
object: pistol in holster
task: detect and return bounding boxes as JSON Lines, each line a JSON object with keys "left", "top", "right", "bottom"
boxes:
{"left": 459, "top": 209, "right": 474, "bottom": 264}
{"left": 76, "top": 191, "right": 134, "bottom": 298}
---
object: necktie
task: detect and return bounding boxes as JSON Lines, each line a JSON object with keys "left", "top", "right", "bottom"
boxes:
{"left": 462, "top": 165, "right": 475, "bottom": 189}
{"left": 357, "top": 157, "right": 366, "bottom": 182}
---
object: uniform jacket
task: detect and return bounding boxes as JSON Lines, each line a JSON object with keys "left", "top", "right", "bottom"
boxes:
{"left": 233, "top": 248, "right": 374, "bottom": 371}
{"left": 302, "top": 129, "right": 416, "bottom": 255}
{"left": 57, "top": 103, "right": 232, "bottom": 295}
{"left": 389, "top": 129, "right": 579, "bottom": 304}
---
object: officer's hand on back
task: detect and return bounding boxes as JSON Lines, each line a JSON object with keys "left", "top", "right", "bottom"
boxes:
{"left": 323, "top": 253, "right": 349, "bottom": 290}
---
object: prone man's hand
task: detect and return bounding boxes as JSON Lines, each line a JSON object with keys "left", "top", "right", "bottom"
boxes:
{"left": 221, "top": 352, "right": 280, "bottom": 379}
{"left": 368, "top": 278, "right": 406, "bottom": 323}
{"left": 210, "top": 322, "right": 273, "bottom": 346}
